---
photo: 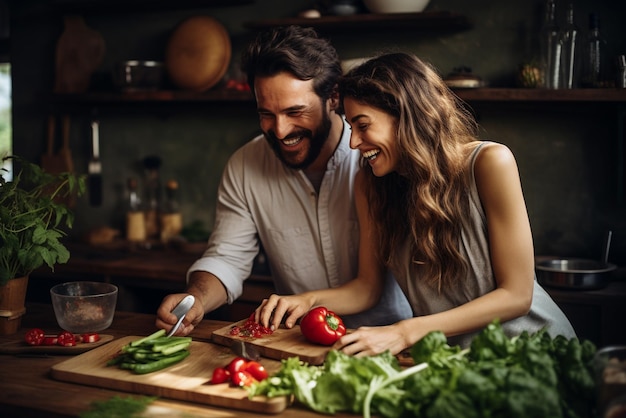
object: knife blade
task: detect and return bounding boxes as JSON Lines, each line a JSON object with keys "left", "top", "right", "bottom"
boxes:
{"left": 230, "top": 339, "right": 260, "bottom": 361}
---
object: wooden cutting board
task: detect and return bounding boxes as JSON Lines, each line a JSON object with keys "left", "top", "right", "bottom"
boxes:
{"left": 0, "top": 334, "right": 113, "bottom": 355}
{"left": 51, "top": 336, "right": 288, "bottom": 414}
{"left": 211, "top": 320, "right": 332, "bottom": 365}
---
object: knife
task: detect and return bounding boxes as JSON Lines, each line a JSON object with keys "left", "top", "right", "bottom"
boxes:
{"left": 166, "top": 294, "right": 195, "bottom": 337}
{"left": 230, "top": 339, "right": 260, "bottom": 361}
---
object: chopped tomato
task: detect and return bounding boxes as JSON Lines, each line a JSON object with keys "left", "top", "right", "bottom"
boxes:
{"left": 81, "top": 333, "right": 101, "bottom": 343}
{"left": 243, "top": 361, "right": 268, "bottom": 381}
{"left": 212, "top": 357, "right": 269, "bottom": 387}
{"left": 57, "top": 330, "right": 76, "bottom": 347}
{"left": 227, "top": 357, "right": 248, "bottom": 375}
{"left": 24, "top": 328, "right": 45, "bottom": 346}
{"left": 231, "top": 370, "right": 257, "bottom": 387}
{"left": 229, "top": 313, "right": 273, "bottom": 339}
{"left": 42, "top": 335, "right": 58, "bottom": 345}
{"left": 210, "top": 367, "right": 230, "bottom": 384}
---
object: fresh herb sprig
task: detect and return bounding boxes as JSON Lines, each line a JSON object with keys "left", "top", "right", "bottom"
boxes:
{"left": 80, "top": 395, "right": 157, "bottom": 418}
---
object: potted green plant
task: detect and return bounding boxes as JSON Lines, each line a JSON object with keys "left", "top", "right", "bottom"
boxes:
{"left": 0, "top": 155, "right": 85, "bottom": 334}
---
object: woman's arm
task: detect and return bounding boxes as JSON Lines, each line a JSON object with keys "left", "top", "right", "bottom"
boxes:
{"left": 256, "top": 169, "right": 387, "bottom": 330}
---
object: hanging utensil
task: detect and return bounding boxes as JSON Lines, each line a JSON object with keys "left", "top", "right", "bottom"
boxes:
{"left": 41, "top": 115, "right": 75, "bottom": 207}
{"left": 88, "top": 119, "right": 102, "bottom": 206}
{"left": 41, "top": 115, "right": 73, "bottom": 175}
{"left": 601, "top": 230, "right": 613, "bottom": 265}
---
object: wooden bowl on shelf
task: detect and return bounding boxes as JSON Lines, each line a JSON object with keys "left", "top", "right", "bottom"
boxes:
{"left": 165, "top": 16, "right": 231, "bottom": 92}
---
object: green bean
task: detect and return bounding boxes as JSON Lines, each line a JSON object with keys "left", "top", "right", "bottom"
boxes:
{"left": 129, "top": 329, "right": 166, "bottom": 347}
{"left": 158, "top": 341, "right": 191, "bottom": 356}
{"left": 108, "top": 331, "right": 192, "bottom": 374}
{"left": 131, "top": 350, "right": 190, "bottom": 375}
{"left": 151, "top": 338, "right": 192, "bottom": 353}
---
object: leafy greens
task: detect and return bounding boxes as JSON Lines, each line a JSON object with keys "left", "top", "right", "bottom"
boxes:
{"left": 247, "top": 321, "right": 597, "bottom": 418}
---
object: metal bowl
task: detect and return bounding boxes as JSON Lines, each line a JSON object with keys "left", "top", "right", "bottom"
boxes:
{"left": 363, "top": 0, "right": 430, "bottom": 13}
{"left": 536, "top": 258, "right": 616, "bottom": 290}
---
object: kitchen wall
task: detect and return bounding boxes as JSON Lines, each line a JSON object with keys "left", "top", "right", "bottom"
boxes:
{"left": 9, "top": 0, "right": 626, "bottom": 265}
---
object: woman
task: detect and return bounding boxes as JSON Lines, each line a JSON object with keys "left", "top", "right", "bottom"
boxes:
{"left": 256, "top": 52, "right": 575, "bottom": 355}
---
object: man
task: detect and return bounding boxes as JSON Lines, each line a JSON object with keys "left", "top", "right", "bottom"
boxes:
{"left": 156, "top": 25, "right": 411, "bottom": 335}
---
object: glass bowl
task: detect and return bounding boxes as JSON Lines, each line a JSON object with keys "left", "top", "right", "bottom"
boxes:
{"left": 50, "top": 281, "right": 118, "bottom": 333}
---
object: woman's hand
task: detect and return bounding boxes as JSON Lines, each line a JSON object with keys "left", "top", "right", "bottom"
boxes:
{"left": 333, "top": 323, "right": 413, "bottom": 357}
{"left": 255, "top": 293, "right": 315, "bottom": 331}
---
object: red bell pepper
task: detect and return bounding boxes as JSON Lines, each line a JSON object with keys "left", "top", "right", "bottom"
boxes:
{"left": 300, "top": 306, "right": 346, "bottom": 346}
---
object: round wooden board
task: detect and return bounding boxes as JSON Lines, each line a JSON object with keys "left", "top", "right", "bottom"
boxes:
{"left": 165, "top": 16, "right": 232, "bottom": 92}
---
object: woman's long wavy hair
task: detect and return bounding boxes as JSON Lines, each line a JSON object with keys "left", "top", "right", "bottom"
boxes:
{"left": 339, "top": 52, "right": 479, "bottom": 291}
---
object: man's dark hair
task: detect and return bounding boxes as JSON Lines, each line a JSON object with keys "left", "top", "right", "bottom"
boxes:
{"left": 241, "top": 25, "right": 342, "bottom": 101}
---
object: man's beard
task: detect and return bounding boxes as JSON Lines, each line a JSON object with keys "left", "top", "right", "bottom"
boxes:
{"left": 264, "top": 110, "right": 332, "bottom": 170}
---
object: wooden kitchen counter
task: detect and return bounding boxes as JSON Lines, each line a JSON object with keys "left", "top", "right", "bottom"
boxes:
{"left": 0, "top": 303, "right": 354, "bottom": 418}
{"left": 28, "top": 242, "right": 275, "bottom": 321}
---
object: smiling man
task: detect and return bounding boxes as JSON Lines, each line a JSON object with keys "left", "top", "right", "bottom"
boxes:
{"left": 156, "top": 26, "right": 411, "bottom": 335}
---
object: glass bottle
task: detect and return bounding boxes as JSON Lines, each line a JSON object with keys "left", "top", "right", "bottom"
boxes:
{"left": 581, "top": 13, "right": 606, "bottom": 87}
{"left": 160, "top": 179, "right": 183, "bottom": 243}
{"left": 142, "top": 155, "right": 162, "bottom": 240}
{"left": 125, "top": 177, "right": 146, "bottom": 243}
{"left": 617, "top": 55, "right": 626, "bottom": 89}
{"left": 540, "top": 0, "right": 562, "bottom": 89}
{"left": 560, "top": 3, "right": 579, "bottom": 89}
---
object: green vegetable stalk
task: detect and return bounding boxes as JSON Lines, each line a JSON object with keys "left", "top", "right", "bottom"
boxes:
{"left": 108, "top": 330, "right": 192, "bottom": 374}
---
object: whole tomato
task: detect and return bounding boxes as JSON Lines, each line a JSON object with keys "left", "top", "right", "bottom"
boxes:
{"left": 210, "top": 367, "right": 230, "bottom": 384}
{"left": 300, "top": 306, "right": 346, "bottom": 346}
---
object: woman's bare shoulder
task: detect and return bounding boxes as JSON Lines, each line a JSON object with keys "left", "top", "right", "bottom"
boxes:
{"left": 472, "top": 141, "right": 517, "bottom": 174}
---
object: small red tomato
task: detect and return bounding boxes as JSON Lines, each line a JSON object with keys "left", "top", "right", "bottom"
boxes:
{"left": 81, "top": 333, "right": 101, "bottom": 343}
{"left": 42, "top": 336, "right": 58, "bottom": 345}
{"left": 231, "top": 370, "right": 257, "bottom": 387}
{"left": 227, "top": 357, "right": 248, "bottom": 375}
{"left": 57, "top": 331, "right": 76, "bottom": 347}
{"left": 211, "top": 367, "right": 230, "bottom": 384}
{"left": 244, "top": 361, "right": 269, "bottom": 381}
{"left": 24, "top": 328, "right": 45, "bottom": 346}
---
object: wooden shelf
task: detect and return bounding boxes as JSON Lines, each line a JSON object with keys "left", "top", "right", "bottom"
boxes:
{"left": 50, "top": 89, "right": 254, "bottom": 105}
{"left": 11, "top": 0, "right": 254, "bottom": 18}
{"left": 51, "top": 88, "right": 626, "bottom": 106}
{"left": 244, "top": 11, "right": 471, "bottom": 32}
{"left": 454, "top": 88, "right": 626, "bottom": 103}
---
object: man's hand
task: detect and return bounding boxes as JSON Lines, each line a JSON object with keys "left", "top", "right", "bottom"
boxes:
{"left": 156, "top": 293, "right": 204, "bottom": 336}
{"left": 155, "top": 272, "right": 229, "bottom": 336}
